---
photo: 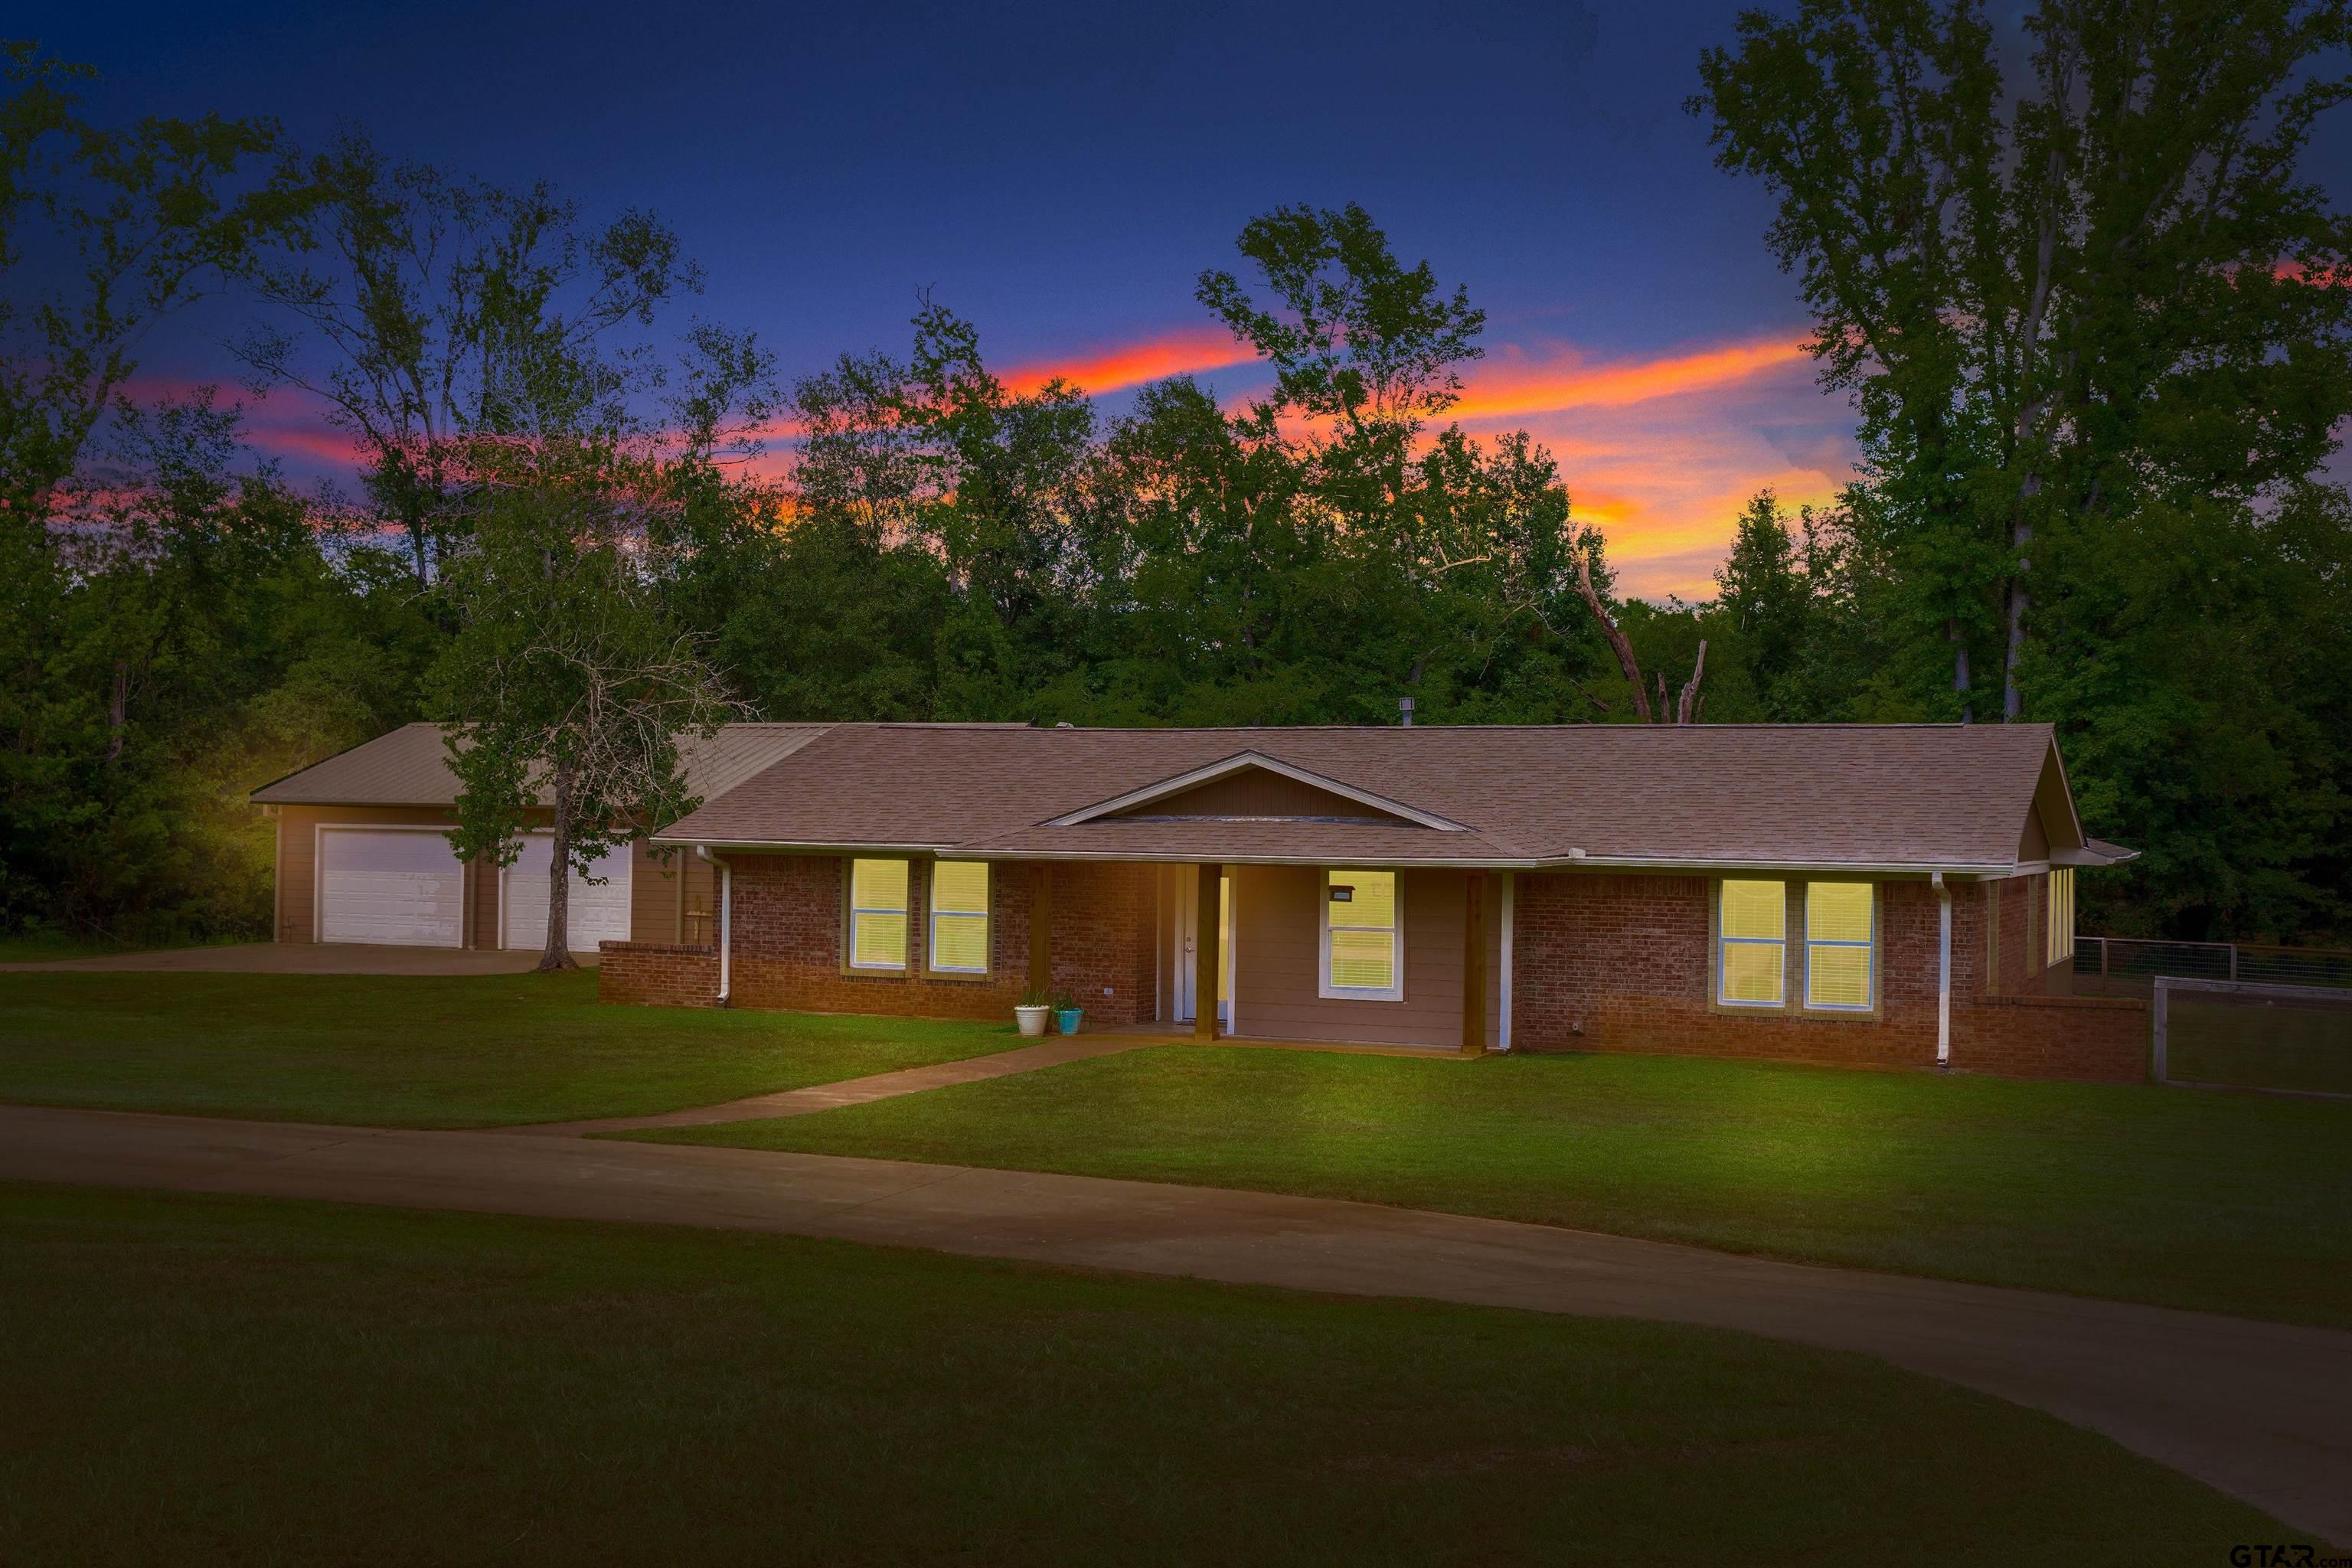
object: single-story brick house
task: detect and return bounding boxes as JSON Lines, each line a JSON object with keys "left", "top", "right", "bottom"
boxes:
{"left": 253, "top": 720, "right": 2146, "bottom": 1081}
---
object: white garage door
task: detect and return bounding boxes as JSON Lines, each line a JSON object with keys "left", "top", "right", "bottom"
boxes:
{"left": 318, "top": 829, "right": 466, "bottom": 947}
{"left": 503, "top": 836, "right": 633, "bottom": 952}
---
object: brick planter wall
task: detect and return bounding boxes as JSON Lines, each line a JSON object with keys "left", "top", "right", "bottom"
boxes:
{"left": 1510, "top": 872, "right": 2146, "bottom": 1083}
{"left": 598, "top": 941, "right": 719, "bottom": 1007}
{"left": 599, "top": 855, "right": 1157, "bottom": 1026}
{"left": 1949, "top": 993, "right": 2148, "bottom": 1083}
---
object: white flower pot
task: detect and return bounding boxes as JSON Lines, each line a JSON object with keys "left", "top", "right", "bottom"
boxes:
{"left": 1014, "top": 1004, "right": 1050, "bottom": 1038}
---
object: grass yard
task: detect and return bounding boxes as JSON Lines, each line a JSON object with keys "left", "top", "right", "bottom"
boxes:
{"left": 0, "top": 1182, "right": 2285, "bottom": 1566}
{"left": 0, "top": 970, "right": 1014, "bottom": 1127}
{"left": 635, "top": 1046, "right": 2352, "bottom": 1328}
{"left": 0, "top": 932, "right": 235, "bottom": 965}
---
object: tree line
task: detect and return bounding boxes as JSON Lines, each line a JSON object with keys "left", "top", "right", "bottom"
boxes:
{"left": 3, "top": 2, "right": 2347, "bottom": 959}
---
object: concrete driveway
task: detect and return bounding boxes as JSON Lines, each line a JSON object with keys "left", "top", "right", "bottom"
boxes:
{"left": 0, "top": 942, "right": 596, "bottom": 975}
{"left": 3, "top": 1102, "right": 2344, "bottom": 1546}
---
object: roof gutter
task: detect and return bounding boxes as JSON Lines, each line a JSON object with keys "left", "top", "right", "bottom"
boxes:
{"left": 652, "top": 838, "right": 2016, "bottom": 879}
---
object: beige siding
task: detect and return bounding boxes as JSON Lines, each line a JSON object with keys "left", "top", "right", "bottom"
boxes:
{"left": 1228, "top": 865, "right": 1502, "bottom": 1049}
{"left": 1123, "top": 770, "right": 1410, "bottom": 822}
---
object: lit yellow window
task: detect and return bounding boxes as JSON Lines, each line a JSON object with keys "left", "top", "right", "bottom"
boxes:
{"left": 1805, "top": 881, "right": 1875, "bottom": 1011}
{"left": 848, "top": 858, "right": 909, "bottom": 971}
{"left": 1718, "top": 879, "right": 1785, "bottom": 1006}
{"left": 2047, "top": 868, "right": 2075, "bottom": 965}
{"left": 929, "top": 861, "right": 990, "bottom": 974}
{"left": 1322, "top": 869, "right": 1401, "bottom": 999}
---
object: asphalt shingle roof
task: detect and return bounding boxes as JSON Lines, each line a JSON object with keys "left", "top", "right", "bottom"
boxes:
{"left": 651, "top": 721, "right": 2075, "bottom": 872}
{"left": 248, "top": 722, "right": 834, "bottom": 808}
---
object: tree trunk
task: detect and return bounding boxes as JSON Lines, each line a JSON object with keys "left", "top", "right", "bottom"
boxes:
{"left": 1575, "top": 549, "right": 1652, "bottom": 723}
{"left": 540, "top": 765, "right": 577, "bottom": 972}
{"left": 1675, "top": 640, "right": 1707, "bottom": 724}
{"left": 2001, "top": 537, "right": 2028, "bottom": 722}
{"left": 105, "top": 661, "right": 129, "bottom": 763}
{"left": 1948, "top": 619, "right": 1971, "bottom": 724}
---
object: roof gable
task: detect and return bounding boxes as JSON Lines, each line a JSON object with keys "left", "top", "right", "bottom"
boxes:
{"left": 1047, "top": 751, "right": 1465, "bottom": 831}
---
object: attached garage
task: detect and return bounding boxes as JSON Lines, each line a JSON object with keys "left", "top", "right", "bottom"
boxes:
{"left": 316, "top": 828, "right": 466, "bottom": 947}
{"left": 502, "top": 836, "right": 632, "bottom": 952}
{"left": 252, "top": 722, "right": 833, "bottom": 951}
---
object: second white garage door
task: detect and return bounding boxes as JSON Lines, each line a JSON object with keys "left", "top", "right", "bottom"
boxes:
{"left": 502, "top": 836, "right": 633, "bottom": 952}
{"left": 318, "top": 828, "right": 466, "bottom": 947}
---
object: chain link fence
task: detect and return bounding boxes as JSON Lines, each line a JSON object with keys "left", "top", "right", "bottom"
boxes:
{"left": 2151, "top": 976, "right": 2352, "bottom": 1099}
{"left": 2075, "top": 937, "right": 2352, "bottom": 998}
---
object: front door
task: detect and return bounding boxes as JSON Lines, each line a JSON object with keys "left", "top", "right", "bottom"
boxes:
{"left": 1173, "top": 871, "right": 1231, "bottom": 1026}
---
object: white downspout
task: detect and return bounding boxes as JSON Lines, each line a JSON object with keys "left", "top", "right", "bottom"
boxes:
{"left": 1498, "top": 871, "right": 1515, "bottom": 1053}
{"left": 1933, "top": 871, "right": 1952, "bottom": 1069}
{"left": 698, "top": 845, "right": 733, "bottom": 1006}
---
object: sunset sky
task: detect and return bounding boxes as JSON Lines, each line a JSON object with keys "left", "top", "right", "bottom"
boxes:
{"left": 30, "top": 1, "right": 2351, "bottom": 599}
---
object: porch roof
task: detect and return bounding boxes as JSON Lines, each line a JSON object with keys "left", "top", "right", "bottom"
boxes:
{"left": 655, "top": 721, "right": 2107, "bottom": 875}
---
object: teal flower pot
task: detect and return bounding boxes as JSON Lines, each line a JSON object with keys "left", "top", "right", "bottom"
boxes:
{"left": 1054, "top": 1008, "right": 1083, "bottom": 1036}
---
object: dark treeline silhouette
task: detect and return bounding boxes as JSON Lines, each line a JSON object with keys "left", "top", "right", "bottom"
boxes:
{"left": 4, "top": 7, "right": 2348, "bottom": 951}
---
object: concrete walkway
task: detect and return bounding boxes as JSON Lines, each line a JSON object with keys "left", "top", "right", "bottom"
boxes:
{"left": 521, "top": 1034, "right": 1153, "bottom": 1135}
{"left": 0, "top": 942, "right": 597, "bottom": 975}
{"left": 3, "top": 1102, "right": 2345, "bottom": 1544}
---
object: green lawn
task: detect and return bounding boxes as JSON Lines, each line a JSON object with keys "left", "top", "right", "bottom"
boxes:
{"left": 0, "top": 1183, "right": 2284, "bottom": 1566}
{"left": 634, "top": 1046, "right": 2352, "bottom": 1328}
{"left": 0, "top": 971, "right": 1015, "bottom": 1127}
{"left": 0, "top": 932, "right": 235, "bottom": 965}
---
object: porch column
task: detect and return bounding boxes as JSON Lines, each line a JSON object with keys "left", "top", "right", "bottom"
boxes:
{"left": 1028, "top": 863, "right": 1053, "bottom": 999}
{"left": 1194, "top": 862, "right": 1221, "bottom": 1040}
{"left": 1462, "top": 871, "right": 1488, "bottom": 1057}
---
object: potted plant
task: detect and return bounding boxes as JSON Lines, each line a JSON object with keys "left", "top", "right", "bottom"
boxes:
{"left": 1014, "top": 985, "right": 1052, "bottom": 1038}
{"left": 1050, "top": 988, "right": 1083, "bottom": 1037}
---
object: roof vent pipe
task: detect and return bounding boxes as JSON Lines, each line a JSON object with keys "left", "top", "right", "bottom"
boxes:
{"left": 1399, "top": 696, "right": 1415, "bottom": 727}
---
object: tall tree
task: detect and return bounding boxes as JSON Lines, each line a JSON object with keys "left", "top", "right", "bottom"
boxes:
{"left": 0, "top": 41, "right": 306, "bottom": 527}
{"left": 1713, "top": 489, "right": 1812, "bottom": 717}
{"left": 1694, "top": 0, "right": 2352, "bottom": 937}
{"left": 1693, "top": 0, "right": 2352, "bottom": 718}
{"left": 234, "top": 129, "right": 696, "bottom": 587}
{"left": 430, "top": 428, "right": 742, "bottom": 970}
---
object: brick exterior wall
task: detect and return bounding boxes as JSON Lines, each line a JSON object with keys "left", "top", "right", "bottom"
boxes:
{"left": 600, "top": 856, "right": 2145, "bottom": 1085}
{"left": 598, "top": 854, "right": 1158, "bottom": 1025}
{"left": 1510, "top": 871, "right": 2145, "bottom": 1083}
{"left": 599, "top": 942, "right": 719, "bottom": 1006}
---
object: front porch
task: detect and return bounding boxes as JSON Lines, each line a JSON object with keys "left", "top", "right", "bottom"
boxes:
{"left": 1028, "top": 860, "right": 1507, "bottom": 1058}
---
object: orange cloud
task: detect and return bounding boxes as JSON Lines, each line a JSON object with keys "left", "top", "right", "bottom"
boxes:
{"left": 2270, "top": 258, "right": 2348, "bottom": 286}
{"left": 1001, "top": 324, "right": 1256, "bottom": 398}
{"left": 1449, "top": 333, "right": 1808, "bottom": 422}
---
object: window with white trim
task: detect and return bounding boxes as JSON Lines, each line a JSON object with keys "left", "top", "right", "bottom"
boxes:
{"left": 1804, "top": 881, "right": 1875, "bottom": 1011}
{"left": 929, "top": 860, "right": 990, "bottom": 974}
{"left": 1717, "top": 879, "right": 1786, "bottom": 1007}
{"left": 2047, "top": 867, "right": 2075, "bottom": 965}
{"left": 847, "top": 858, "right": 909, "bottom": 971}
{"left": 1320, "top": 869, "right": 1401, "bottom": 1001}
